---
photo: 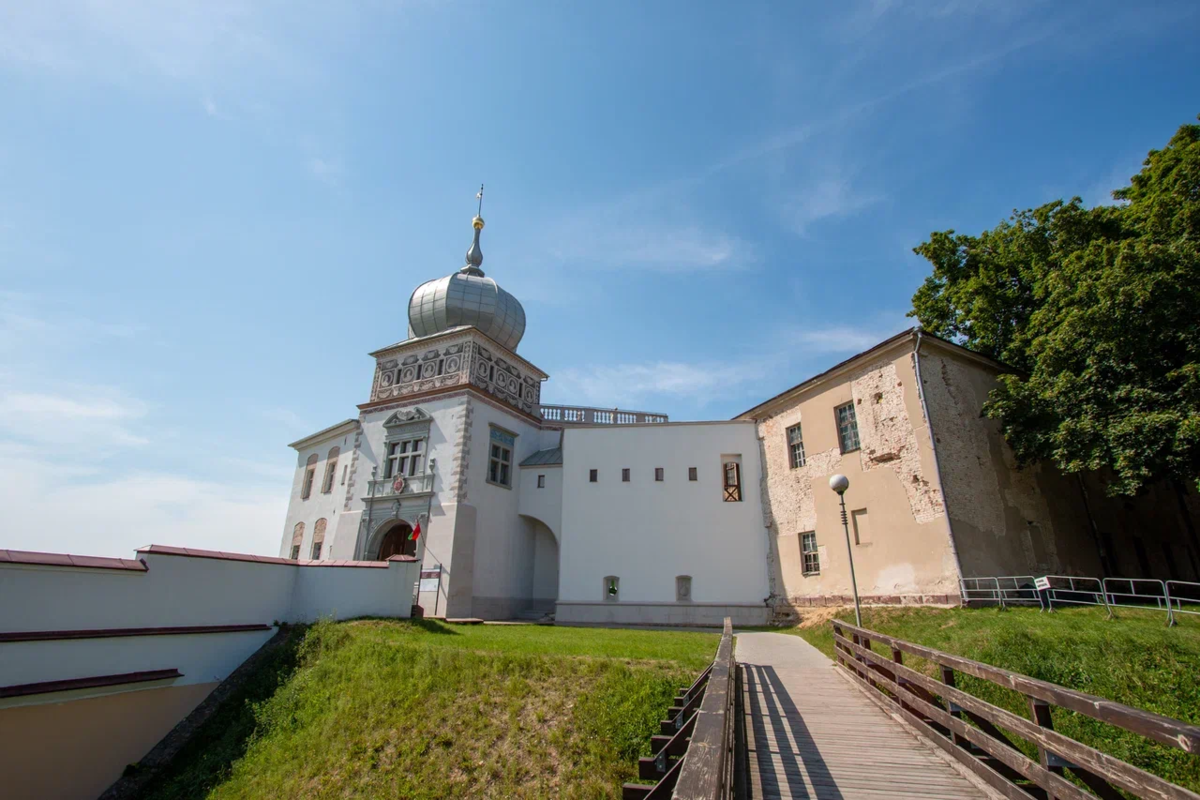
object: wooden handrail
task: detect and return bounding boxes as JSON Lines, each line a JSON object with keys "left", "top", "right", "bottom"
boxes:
{"left": 671, "top": 617, "right": 736, "bottom": 800}
{"left": 623, "top": 618, "right": 736, "bottom": 800}
{"left": 831, "top": 620, "right": 1200, "bottom": 800}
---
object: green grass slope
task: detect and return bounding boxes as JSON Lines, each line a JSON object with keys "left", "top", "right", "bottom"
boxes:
{"left": 136, "top": 621, "right": 717, "bottom": 800}
{"left": 792, "top": 606, "right": 1200, "bottom": 791}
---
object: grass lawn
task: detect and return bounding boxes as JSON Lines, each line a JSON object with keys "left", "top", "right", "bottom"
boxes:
{"left": 790, "top": 605, "right": 1200, "bottom": 792}
{"left": 134, "top": 620, "right": 718, "bottom": 800}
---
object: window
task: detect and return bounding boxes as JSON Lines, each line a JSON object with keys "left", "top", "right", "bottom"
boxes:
{"left": 589, "top": 469, "right": 598, "bottom": 483}
{"left": 801, "top": 532, "right": 820, "bottom": 575}
{"left": 852, "top": 508, "right": 870, "bottom": 546}
{"left": 321, "top": 447, "right": 340, "bottom": 493}
{"left": 384, "top": 438, "right": 424, "bottom": 479}
{"left": 311, "top": 518, "right": 326, "bottom": 560}
{"left": 340, "top": 465, "right": 348, "bottom": 485}
{"left": 537, "top": 474, "right": 546, "bottom": 488}
{"left": 787, "top": 423, "right": 806, "bottom": 468}
{"left": 290, "top": 522, "right": 304, "bottom": 560}
{"left": 622, "top": 468, "right": 630, "bottom": 482}
{"left": 488, "top": 427, "right": 515, "bottom": 488}
{"left": 655, "top": 467, "right": 664, "bottom": 482}
{"left": 688, "top": 467, "right": 697, "bottom": 481}
{"left": 723, "top": 461, "right": 742, "bottom": 502}
{"left": 676, "top": 575, "right": 692, "bottom": 602}
{"left": 836, "top": 402, "right": 860, "bottom": 453}
{"left": 300, "top": 454, "right": 318, "bottom": 499}
{"left": 604, "top": 576, "right": 619, "bottom": 602}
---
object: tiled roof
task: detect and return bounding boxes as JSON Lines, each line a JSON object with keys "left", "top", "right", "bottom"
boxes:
{"left": 520, "top": 447, "right": 563, "bottom": 467}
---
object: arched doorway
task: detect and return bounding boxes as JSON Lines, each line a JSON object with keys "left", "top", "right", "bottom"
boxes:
{"left": 376, "top": 521, "right": 416, "bottom": 560}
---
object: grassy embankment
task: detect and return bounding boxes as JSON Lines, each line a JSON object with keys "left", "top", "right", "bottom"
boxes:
{"left": 134, "top": 620, "right": 718, "bottom": 800}
{"left": 791, "top": 605, "right": 1200, "bottom": 792}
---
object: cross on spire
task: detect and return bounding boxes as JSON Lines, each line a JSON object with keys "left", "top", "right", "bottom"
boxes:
{"left": 476, "top": 184, "right": 484, "bottom": 217}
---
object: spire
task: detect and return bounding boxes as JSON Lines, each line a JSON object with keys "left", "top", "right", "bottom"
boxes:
{"left": 462, "top": 184, "right": 485, "bottom": 276}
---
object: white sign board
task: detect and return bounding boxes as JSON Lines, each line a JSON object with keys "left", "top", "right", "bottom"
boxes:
{"left": 1034, "top": 577, "right": 1051, "bottom": 591}
{"left": 419, "top": 577, "right": 439, "bottom": 592}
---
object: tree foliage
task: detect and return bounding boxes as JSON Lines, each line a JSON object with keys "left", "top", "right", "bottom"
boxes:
{"left": 910, "top": 116, "right": 1200, "bottom": 496}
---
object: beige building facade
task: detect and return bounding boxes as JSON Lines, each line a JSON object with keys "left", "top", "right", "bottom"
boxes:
{"left": 738, "top": 329, "right": 1200, "bottom": 619}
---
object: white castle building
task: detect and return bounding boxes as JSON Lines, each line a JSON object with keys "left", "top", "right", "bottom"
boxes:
{"left": 279, "top": 206, "right": 1200, "bottom": 627}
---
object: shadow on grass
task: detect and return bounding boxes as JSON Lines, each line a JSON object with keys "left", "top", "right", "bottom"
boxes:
{"left": 132, "top": 626, "right": 308, "bottom": 800}
{"left": 344, "top": 615, "right": 461, "bottom": 635}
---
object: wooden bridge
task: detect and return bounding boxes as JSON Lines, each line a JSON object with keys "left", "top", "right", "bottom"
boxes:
{"left": 624, "top": 619, "right": 1200, "bottom": 800}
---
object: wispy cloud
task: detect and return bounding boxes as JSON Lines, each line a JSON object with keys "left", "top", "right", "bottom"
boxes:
{"left": 541, "top": 186, "right": 754, "bottom": 273}
{"left": 307, "top": 156, "right": 345, "bottom": 186}
{"left": 0, "top": 386, "right": 150, "bottom": 450}
{"left": 552, "top": 359, "right": 770, "bottom": 409}
{"left": 779, "top": 316, "right": 912, "bottom": 355}
{"left": 784, "top": 178, "right": 883, "bottom": 235}
{"left": 0, "top": 445, "right": 286, "bottom": 557}
{"left": 259, "top": 406, "right": 311, "bottom": 432}
{"left": 0, "top": 296, "right": 289, "bottom": 557}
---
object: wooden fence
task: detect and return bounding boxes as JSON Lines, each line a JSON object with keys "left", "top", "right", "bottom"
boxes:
{"left": 622, "top": 617, "right": 736, "bottom": 800}
{"left": 832, "top": 620, "right": 1200, "bottom": 800}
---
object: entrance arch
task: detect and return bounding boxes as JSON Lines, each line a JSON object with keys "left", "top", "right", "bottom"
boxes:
{"left": 375, "top": 521, "right": 416, "bottom": 560}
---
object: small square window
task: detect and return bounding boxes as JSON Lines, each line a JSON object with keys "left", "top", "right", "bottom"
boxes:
{"left": 688, "top": 467, "right": 697, "bottom": 481}
{"left": 589, "top": 469, "right": 598, "bottom": 483}
{"left": 537, "top": 474, "right": 545, "bottom": 488}
{"left": 654, "top": 467, "right": 664, "bottom": 482}
{"left": 604, "top": 576, "right": 619, "bottom": 602}
{"left": 676, "top": 575, "right": 692, "bottom": 602}
{"left": 622, "top": 468, "right": 630, "bottom": 482}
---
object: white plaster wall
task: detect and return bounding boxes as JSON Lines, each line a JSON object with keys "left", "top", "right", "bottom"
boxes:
{"left": 0, "top": 552, "right": 417, "bottom": 704}
{"left": 290, "top": 559, "right": 420, "bottom": 622}
{"left": 530, "top": 521, "right": 559, "bottom": 602}
{"left": 1, "top": 633, "right": 276, "bottom": 693}
{"left": 465, "top": 399, "right": 546, "bottom": 616}
{"left": 279, "top": 425, "right": 357, "bottom": 559}
{"left": 558, "top": 422, "right": 770, "bottom": 605}
{"left": 349, "top": 394, "right": 466, "bottom": 560}
{"left": 518, "top": 464, "right": 562, "bottom": 540}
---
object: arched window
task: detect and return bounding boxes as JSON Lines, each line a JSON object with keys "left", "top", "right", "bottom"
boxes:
{"left": 301, "top": 454, "right": 318, "bottom": 499}
{"left": 290, "top": 522, "right": 304, "bottom": 560}
{"left": 311, "top": 518, "right": 327, "bottom": 560}
{"left": 676, "top": 575, "right": 692, "bottom": 602}
{"left": 321, "top": 447, "right": 340, "bottom": 494}
{"left": 603, "top": 576, "right": 619, "bottom": 602}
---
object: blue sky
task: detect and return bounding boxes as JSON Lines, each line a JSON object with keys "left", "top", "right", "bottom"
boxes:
{"left": 2, "top": 0, "right": 1197, "bottom": 557}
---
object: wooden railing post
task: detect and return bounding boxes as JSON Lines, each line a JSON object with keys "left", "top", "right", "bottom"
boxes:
{"left": 1027, "top": 698, "right": 1062, "bottom": 800}
{"left": 940, "top": 667, "right": 965, "bottom": 748}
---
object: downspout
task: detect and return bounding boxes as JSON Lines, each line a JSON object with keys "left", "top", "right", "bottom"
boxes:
{"left": 913, "top": 329, "right": 966, "bottom": 595}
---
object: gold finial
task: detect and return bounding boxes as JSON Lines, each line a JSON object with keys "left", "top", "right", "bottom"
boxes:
{"left": 473, "top": 184, "right": 485, "bottom": 229}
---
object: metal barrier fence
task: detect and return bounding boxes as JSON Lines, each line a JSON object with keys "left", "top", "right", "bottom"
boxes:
{"left": 961, "top": 575, "right": 1200, "bottom": 627}
{"left": 959, "top": 576, "right": 1043, "bottom": 610}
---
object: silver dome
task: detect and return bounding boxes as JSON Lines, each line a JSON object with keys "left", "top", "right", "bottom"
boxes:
{"left": 408, "top": 272, "right": 526, "bottom": 351}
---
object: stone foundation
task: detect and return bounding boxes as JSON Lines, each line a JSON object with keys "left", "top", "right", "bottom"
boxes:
{"left": 556, "top": 602, "right": 770, "bottom": 627}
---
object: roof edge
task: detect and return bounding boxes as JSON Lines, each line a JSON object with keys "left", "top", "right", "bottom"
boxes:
{"left": 288, "top": 419, "right": 359, "bottom": 450}
{"left": 733, "top": 328, "right": 1010, "bottom": 420}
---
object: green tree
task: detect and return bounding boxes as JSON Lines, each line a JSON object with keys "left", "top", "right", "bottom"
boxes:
{"left": 910, "top": 116, "right": 1200, "bottom": 496}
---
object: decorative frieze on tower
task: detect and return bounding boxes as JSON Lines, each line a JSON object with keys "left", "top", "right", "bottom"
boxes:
{"left": 368, "top": 332, "right": 543, "bottom": 416}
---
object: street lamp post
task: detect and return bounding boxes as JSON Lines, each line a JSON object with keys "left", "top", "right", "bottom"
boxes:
{"left": 829, "top": 474, "right": 862, "bottom": 627}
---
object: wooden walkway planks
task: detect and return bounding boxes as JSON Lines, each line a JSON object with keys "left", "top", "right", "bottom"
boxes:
{"left": 737, "top": 632, "right": 992, "bottom": 800}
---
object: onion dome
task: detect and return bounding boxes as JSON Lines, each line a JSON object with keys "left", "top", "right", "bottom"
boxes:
{"left": 407, "top": 206, "right": 526, "bottom": 351}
